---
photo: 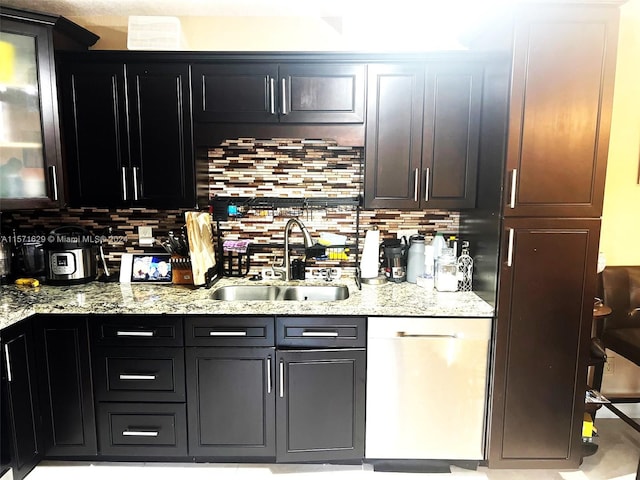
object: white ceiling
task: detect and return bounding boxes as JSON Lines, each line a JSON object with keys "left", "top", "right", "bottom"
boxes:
{"left": 0, "top": 0, "right": 514, "bottom": 18}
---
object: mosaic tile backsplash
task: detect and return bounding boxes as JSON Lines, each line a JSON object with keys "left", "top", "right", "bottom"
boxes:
{"left": 1, "top": 139, "right": 459, "bottom": 273}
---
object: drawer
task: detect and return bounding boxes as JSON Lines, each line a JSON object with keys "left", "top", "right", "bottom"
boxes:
{"left": 90, "top": 315, "right": 183, "bottom": 347}
{"left": 93, "top": 347, "right": 185, "bottom": 402}
{"left": 185, "top": 316, "right": 274, "bottom": 347}
{"left": 97, "top": 403, "right": 187, "bottom": 457}
{"left": 276, "top": 316, "right": 366, "bottom": 348}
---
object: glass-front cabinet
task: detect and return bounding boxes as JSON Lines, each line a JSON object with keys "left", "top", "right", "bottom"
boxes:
{"left": 0, "top": 8, "right": 98, "bottom": 210}
{"left": 0, "top": 19, "right": 60, "bottom": 208}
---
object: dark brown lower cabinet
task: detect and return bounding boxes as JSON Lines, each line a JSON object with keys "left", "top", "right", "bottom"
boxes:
{"left": 276, "top": 349, "right": 366, "bottom": 463}
{"left": 34, "top": 316, "right": 97, "bottom": 457}
{"left": 489, "top": 218, "right": 600, "bottom": 468}
{"left": 186, "top": 347, "right": 276, "bottom": 458}
{"left": 1, "top": 321, "right": 42, "bottom": 480}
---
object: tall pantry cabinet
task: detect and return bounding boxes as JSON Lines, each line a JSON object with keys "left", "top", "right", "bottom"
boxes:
{"left": 484, "top": 3, "right": 621, "bottom": 469}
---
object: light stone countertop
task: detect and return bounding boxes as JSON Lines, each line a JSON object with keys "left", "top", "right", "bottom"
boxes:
{"left": 0, "top": 277, "right": 495, "bottom": 330}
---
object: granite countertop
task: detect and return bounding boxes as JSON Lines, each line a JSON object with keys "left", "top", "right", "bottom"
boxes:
{"left": 0, "top": 277, "right": 495, "bottom": 330}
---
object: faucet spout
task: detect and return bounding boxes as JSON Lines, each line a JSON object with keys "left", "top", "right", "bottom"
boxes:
{"left": 276, "top": 218, "right": 313, "bottom": 281}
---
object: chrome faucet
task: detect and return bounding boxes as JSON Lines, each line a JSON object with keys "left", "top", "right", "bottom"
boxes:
{"left": 273, "top": 218, "right": 313, "bottom": 281}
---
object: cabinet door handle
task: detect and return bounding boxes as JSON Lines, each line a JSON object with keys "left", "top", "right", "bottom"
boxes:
{"left": 413, "top": 168, "right": 419, "bottom": 202}
{"left": 49, "top": 165, "right": 59, "bottom": 201}
{"left": 208, "top": 331, "right": 247, "bottom": 336}
{"left": 301, "top": 330, "right": 339, "bottom": 337}
{"left": 122, "top": 430, "right": 159, "bottom": 437}
{"left": 509, "top": 169, "right": 517, "bottom": 209}
{"left": 121, "top": 167, "right": 128, "bottom": 201}
{"left": 424, "top": 167, "right": 430, "bottom": 202}
{"left": 132, "top": 167, "right": 140, "bottom": 201}
{"left": 266, "top": 356, "right": 272, "bottom": 394}
{"left": 116, "top": 330, "right": 155, "bottom": 337}
{"left": 4, "top": 345, "right": 11, "bottom": 383}
{"left": 268, "top": 76, "right": 275, "bottom": 115}
{"left": 281, "top": 77, "right": 288, "bottom": 115}
{"left": 507, "top": 228, "right": 514, "bottom": 267}
{"left": 279, "top": 360, "right": 284, "bottom": 398}
{"left": 119, "top": 374, "right": 157, "bottom": 380}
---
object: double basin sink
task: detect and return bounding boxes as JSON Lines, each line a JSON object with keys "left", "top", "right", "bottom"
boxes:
{"left": 210, "top": 284, "right": 349, "bottom": 302}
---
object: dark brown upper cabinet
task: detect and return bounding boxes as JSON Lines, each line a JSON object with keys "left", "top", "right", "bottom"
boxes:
{"left": 192, "top": 63, "right": 365, "bottom": 124}
{"left": 364, "top": 62, "right": 483, "bottom": 210}
{"left": 503, "top": 5, "right": 619, "bottom": 218}
{"left": 0, "top": 8, "right": 97, "bottom": 210}
{"left": 58, "top": 56, "right": 195, "bottom": 209}
{"left": 423, "top": 63, "right": 483, "bottom": 209}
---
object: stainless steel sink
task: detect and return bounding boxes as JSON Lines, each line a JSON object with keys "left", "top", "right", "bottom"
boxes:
{"left": 210, "top": 285, "right": 349, "bottom": 301}
{"left": 209, "top": 285, "right": 280, "bottom": 301}
{"left": 281, "top": 285, "right": 350, "bottom": 301}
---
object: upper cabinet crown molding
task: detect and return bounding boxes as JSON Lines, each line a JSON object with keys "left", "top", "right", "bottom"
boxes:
{"left": 0, "top": 6, "right": 99, "bottom": 49}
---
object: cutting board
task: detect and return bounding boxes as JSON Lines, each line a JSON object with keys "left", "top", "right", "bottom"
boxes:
{"left": 185, "top": 211, "right": 217, "bottom": 286}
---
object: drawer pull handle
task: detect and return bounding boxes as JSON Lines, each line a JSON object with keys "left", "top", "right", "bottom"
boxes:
{"left": 301, "top": 331, "right": 339, "bottom": 337}
{"left": 209, "top": 331, "right": 247, "bottom": 336}
{"left": 119, "top": 374, "right": 157, "bottom": 380}
{"left": 122, "top": 430, "right": 159, "bottom": 437}
{"left": 116, "top": 330, "right": 155, "bottom": 337}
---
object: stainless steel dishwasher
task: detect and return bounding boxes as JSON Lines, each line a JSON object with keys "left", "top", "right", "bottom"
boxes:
{"left": 366, "top": 316, "right": 492, "bottom": 460}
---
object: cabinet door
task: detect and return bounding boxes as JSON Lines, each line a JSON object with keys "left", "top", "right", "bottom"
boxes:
{"left": 276, "top": 349, "right": 365, "bottom": 462}
{"left": 34, "top": 316, "right": 97, "bottom": 457}
{"left": 58, "top": 61, "right": 129, "bottom": 207}
{"left": 1, "top": 321, "right": 42, "bottom": 480}
{"left": 504, "top": 5, "right": 618, "bottom": 217}
{"left": 489, "top": 218, "right": 600, "bottom": 468}
{"left": 364, "top": 64, "right": 424, "bottom": 209}
{"left": 279, "top": 64, "right": 365, "bottom": 124}
{"left": 422, "top": 62, "right": 482, "bottom": 209}
{"left": 192, "top": 64, "right": 278, "bottom": 123}
{"left": 0, "top": 19, "right": 64, "bottom": 209}
{"left": 186, "top": 347, "right": 275, "bottom": 458}
{"left": 127, "top": 63, "right": 195, "bottom": 208}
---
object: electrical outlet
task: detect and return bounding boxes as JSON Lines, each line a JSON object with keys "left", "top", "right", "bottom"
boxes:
{"left": 604, "top": 357, "right": 615, "bottom": 375}
{"left": 138, "top": 226, "right": 153, "bottom": 239}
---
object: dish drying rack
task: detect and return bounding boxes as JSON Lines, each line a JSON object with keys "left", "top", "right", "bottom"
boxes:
{"left": 209, "top": 196, "right": 363, "bottom": 288}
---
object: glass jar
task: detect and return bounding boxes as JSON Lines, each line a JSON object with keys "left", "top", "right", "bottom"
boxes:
{"left": 435, "top": 247, "right": 458, "bottom": 292}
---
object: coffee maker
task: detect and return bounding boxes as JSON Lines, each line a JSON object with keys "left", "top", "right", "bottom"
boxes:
{"left": 380, "top": 238, "right": 407, "bottom": 283}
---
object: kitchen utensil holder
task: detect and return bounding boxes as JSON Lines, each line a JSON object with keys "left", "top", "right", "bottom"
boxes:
{"left": 222, "top": 250, "right": 251, "bottom": 277}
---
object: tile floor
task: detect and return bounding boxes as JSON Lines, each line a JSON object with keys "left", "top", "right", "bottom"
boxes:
{"left": 22, "top": 419, "right": 640, "bottom": 480}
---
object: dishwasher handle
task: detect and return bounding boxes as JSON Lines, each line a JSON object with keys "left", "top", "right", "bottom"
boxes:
{"left": 396, "top": 332, "right": 458, "bottom": 339}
